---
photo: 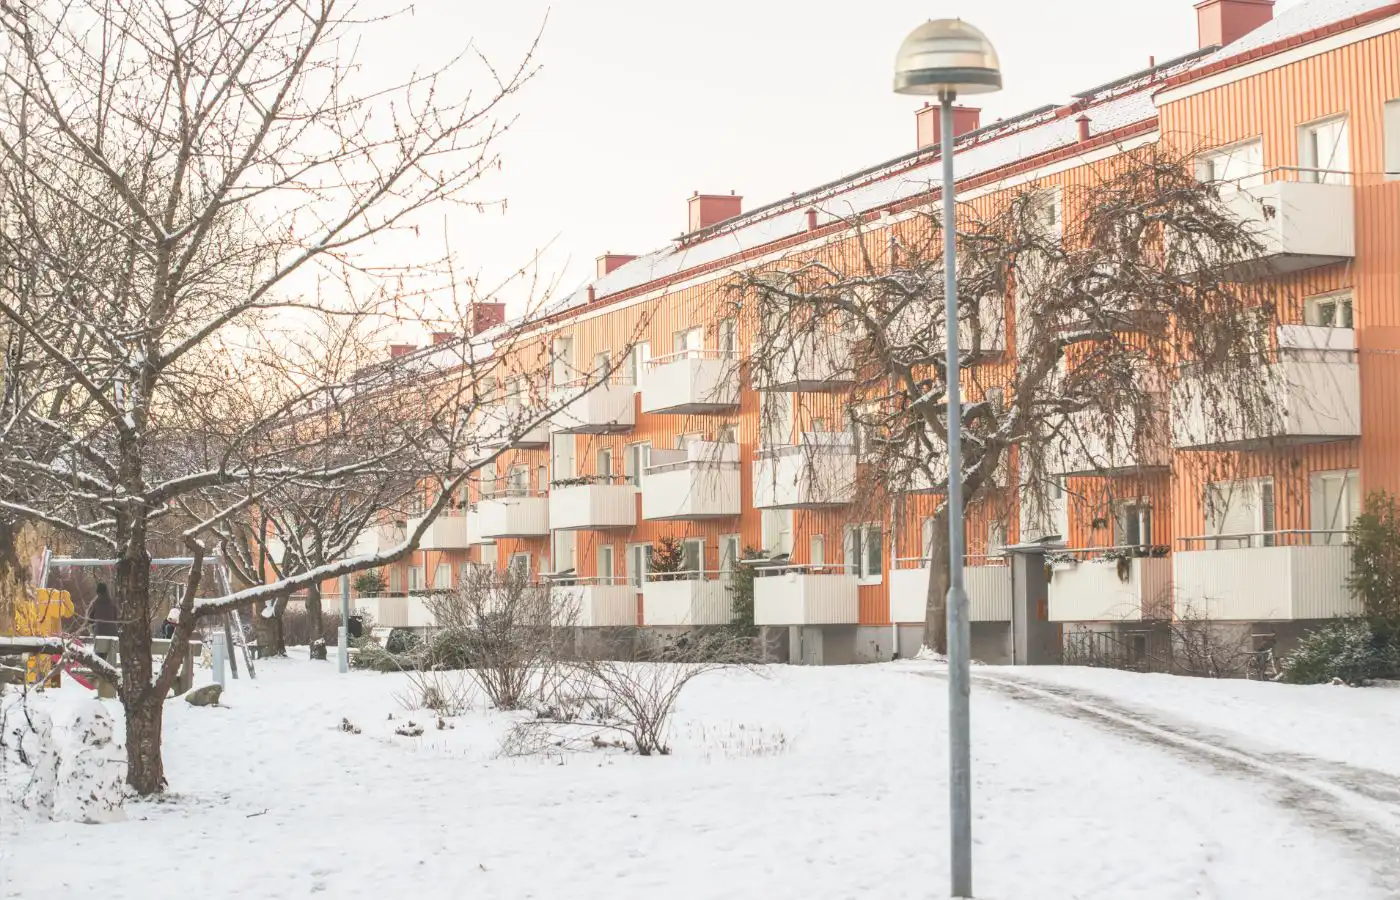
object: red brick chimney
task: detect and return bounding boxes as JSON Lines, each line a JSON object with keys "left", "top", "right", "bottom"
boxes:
{"left": 470, "top": 302, "right": 506, "bottom": 335}
{"left": 1076, "top": 114, "right": 1092, "bottom": 143}
{"left": 1195, "top": 0, "right": 1274, "bottom": 49}
{"left": 389, "top": 343, "right": 416, "bottom": 359}
{"left": 688, "top": 192, "right": 743, "bottom": 232}
{"left": 596, "top": 253, "right": 636, "bottom": 278}
{"left": 432, "top": 331, "right": 456, "bottom": 346}
{"left": 916, "top": 103, "right": 981, "bottom": 150}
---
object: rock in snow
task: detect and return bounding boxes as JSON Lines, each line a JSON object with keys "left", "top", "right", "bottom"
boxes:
{"left": 184, "top": 684, "right": 224, "bottom": 707}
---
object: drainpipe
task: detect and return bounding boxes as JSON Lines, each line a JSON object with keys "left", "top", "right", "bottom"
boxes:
{"left": 890, "top": 494, "right": 901, "bottom": 660}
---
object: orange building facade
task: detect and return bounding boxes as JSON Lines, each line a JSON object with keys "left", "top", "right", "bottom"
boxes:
{"left": 361, "top": 0, "right": 1400, "bottom": 663}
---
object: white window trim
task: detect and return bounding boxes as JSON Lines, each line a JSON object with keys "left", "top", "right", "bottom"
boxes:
{"left": 1303, "top": 289, "right": 1354, "bottom": 328}
{"left": 1298, "top": 114, "right": 1350, "bottom": 184}
{"left": 1385, "top": 98, "right": 1400, "bottom": 181}
{"left": 844, "top": 523, "right": 884, "bottom": 585}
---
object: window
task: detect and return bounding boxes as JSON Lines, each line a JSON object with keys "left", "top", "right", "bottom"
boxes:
{"left": 1304, "top": 290, "right": 1354, "bottom": 328}
{"left": 680, "top": 538, "right": 704, "bottom": 579}
{"left": 1300, "top": 116, "right": 1350, "bottom": 184}
{"left": 408, "top": 565, "right": 425, "bottom": 591}
{"left": 552, "top": 529, "right": 576, "bottom": 575}
{"left": 598, "top": 545, "right": 616, "bottom": 582}
{"left": 809, "top": 534, "right": 825, "bottom": 568}
{"left": 508, "top": 553, "right": 531, "bottom": 579}
{"left": 761, "top": 392, "right": 792, "bottom": 447}
{"left": 627, "top": 543, "right": 651, "bottom": 590}
{"left": 717, "top": 423, "right": 738, "bottom": 443}
{"left": 987, "top": 522, "right": 1006, "bottom": 558}
{"left": 627, "top": 442, "right": 650, "bottom": 487}
{"left": 551, "top": 336, "right": 574, "bottom": 386}
{"left": 479, "top": 467, "right": 498, "bottom": 499}
{"left": 1310, "top": 469, "right": 1361, "bottom": 545}
{"left": 1386, "top": 99, "right": 1400, "bottom": 180}
{"left": 1195, "top": 138, "right": 1264, "bottom": 188}
{"left": 718, "top": 318, "right": 738, "bottom": 355}
{"left": 1113, "top": 501, "right": 1153, "bottom": 549}
{"left": 433, "top": 564, "right": 452, "bottom": 590}
{"left": 1031, "top": 188, "right": 1062, "bottom": 240}
{"left": 537, "top": 465, "right": 548, "bottom": 494}
{"left": 844, "top": 524, "right": 883, "bottom": 583}
{"left": 551, "top": 433, "right": 576, "bottom": 481}
{"left": 479, "top": 542, "right": 499, "bottom": 570}
{"left": 593, "top": 351, "right": 611, "bottom": 378}
{"left": 1206, "top": 478, "right": 1275, "bottom": 549}
{"left": 597, "top": 447, "right": 613, "bottom": 478}
{"left": 719, "top": 535, "right": 741, "bottom": 575}
{"left": 921, "top": 516, "right": 936, "bottom": 560}
{"left": 761, "top": 509, "right": 794, "bottom": 556}
{"left": 508, "top": 464, "right": 529, "bottom": 494}
{"left": 810, "top": 418, "right": 827, "bottom": 433}
{"left": 673, "top": 326, "right": 703, "bottom": 356}
{"left": 850, "top": 402, "right": 879, "bottom": 461}
{"left": 629, "top": 341, "right": 651, "bottom": 388}
{"left": 387, "top": 567, "right": 404, "bottom": 593}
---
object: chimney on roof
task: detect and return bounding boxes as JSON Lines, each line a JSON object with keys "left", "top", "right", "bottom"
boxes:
{"left": 586, "top": 285, "right": 597, "bottom": 303}
{"left": 596, "top": 253, "right": 636, "bottom": 278}
{"left": 806, "top": 208, "right": 819, "bottom": 231}
{"left": 470, "top": 302, "right": 506, "bottom": 335}
{"left": 389, "top": 343, "right": 416, "bottom": 359}
{"left": 1194, "top": 0, "right": 1274, "bottom": 49}
{"left": 432, "top": 331, "right": 456, "bottom": 346}
{"left": 688, "top": 191, "right": 743, "bottom": 232}
{"left": 916, "top": 103, "right": 981, "bottom": 150}
{"left": 1076, "top": 114, "right": 1092, "bottom": 143}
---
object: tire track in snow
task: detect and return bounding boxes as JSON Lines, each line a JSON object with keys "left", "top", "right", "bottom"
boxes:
{"left": 917, "top": 669, "right": 1400, "bottom": 894}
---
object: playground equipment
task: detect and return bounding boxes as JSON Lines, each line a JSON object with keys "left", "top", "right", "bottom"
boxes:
{"left": 8, "top": 586, "right": 74, "bottom": 685}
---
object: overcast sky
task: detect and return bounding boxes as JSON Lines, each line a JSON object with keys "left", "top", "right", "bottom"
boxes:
{"left": 370, "top": 0, "right": 1258, "bottom": 337}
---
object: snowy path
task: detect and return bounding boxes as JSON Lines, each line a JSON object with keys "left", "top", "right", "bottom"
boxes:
{"left": 2, "top": 659, "right": 1396, "bottom": 899}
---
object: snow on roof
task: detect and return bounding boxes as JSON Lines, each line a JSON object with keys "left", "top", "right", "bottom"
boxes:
{"left": 1203, "top": 0, "right": 1397, "bottom": 63}
{"left": 516, "top": 0, "right": 1386, "bottom": 334}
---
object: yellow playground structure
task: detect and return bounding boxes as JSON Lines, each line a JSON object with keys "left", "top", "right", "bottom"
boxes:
{"left": 7, "top": 586, "right": 74, "bottom": 685}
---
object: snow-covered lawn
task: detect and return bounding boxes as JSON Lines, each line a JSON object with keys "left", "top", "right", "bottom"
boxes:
{"left": 3, "top": 656, "right": 1398, "bottom": 899}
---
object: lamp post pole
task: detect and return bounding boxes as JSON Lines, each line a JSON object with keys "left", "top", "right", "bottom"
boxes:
{"left": 892, "top": 19, "right": 1001, "bottom": 899}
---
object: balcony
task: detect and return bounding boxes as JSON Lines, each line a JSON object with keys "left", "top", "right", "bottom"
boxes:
{"left": 642, "top": 441, "right": 741, "bottom": 520}
{"left": 477, "top": 491, "right": 550, "bottom": 539}
{"left": 753, "top": 433, "right": 857, "bottom": 509}
{"left": 549, "top": 380, "right": 635, "bottom": 434}
{"left": 352, "top": 594, "right": 436, "bottom": 629}
{"left": 1209, "top": 170, "right": 1355, "bottom": 276}
{"left": 1047, "top": 549, "right": 1172, "bottom": 622}
{"left": 642, "top": 573, "right": 734, "bottom": 626}
{"left": 753, "top": 331, "right": 855, "bottom": 392}
{"left": 549, "top": 578, "right": 636, "bottom": 627}
{"left": 479, "top": 399, "right": 550, "bottom": 449}
{"left": 547, "top": 477, "right": 637, "bottom": 530}
{"left": 404, "top": 508, "right": 480, "bottom": 550}
{"left": 1172, "top": 325, "right": 1360, "bottom": 451}
{"left": 889, "top": 558, "right": 1012, "bottom": 622}
{"left": 347, "top": 520, "right": 406, "bottom": 559}
{"left": 1172, "top": 531, "right": 1358, "bottom": 621}
{"left": 638, "top": 350, "right": 738, "bottom": 415}
{"left": 753, "top": 564, "right": 859, "bottom": 626}
{"left": 1048, "top": 404, "right": 1171, "bottom": 477}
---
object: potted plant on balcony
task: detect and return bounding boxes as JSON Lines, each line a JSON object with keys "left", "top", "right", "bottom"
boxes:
{"left": 651, "top": 536, "right": 685, "bottom": 583}
{"left": 353, "top": 569, "right": 387, "bottom": 597}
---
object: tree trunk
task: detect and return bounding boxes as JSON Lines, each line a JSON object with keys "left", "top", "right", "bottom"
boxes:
{"left": 923, "top": 507, "right": 951, "bottom": 655}
{"left": 114, "top": 546, "right": 165, "bottom": 795}
{"left": 305, "top": 583, "right": 322, "bottom": 644}
{"left": 253, "top": 600, "right": 286, "bottom": 657}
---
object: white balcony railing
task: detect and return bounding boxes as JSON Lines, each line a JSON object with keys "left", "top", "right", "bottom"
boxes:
{"left": 889, "top": 557, "right": 1012, "bottom": 623}
{"left": 642, "top": 441, "right": 741, "bottom": 520}
{"left": 477, "top": 492, "right": 550, "bottom": 539}
{"left": 478, "top": 398, "right": 551, "bottom": 449}
{"left": 753, "top": 433, "right": 857, "bottom": 509}
{"left": 547, "top": 477, "right": 637, "bottom": 530}
{"left": 549, "top": 577, "right": 636, "bottom": 627}
{"left": 1046, "top": 548, "right": 1172, "bottom": 622}
{"left": 638, "top": 349, "right": 739, "bottom": 415}
{"left": 642, "top": 572, "right": 734, "bottom": 626}
{"left": 353, "top": 594, "right": 437, "bottom": 629}
{"left": 1211, "top": 169, "right": 1355, "bottom": 276}
{"left": 1173, "top": 530, "right": 1358, "bottom": 621}
{"left": 753, "top": 564, "right": 859, "bottom": 626}
{"left": 754, "top": 331, "right": 855, "bottom": 392}
{"left": 404, "top": 508, "right": 479, "bottom": 550}
{"left": 1172, "top": 326, "right": 1360, "bottom": 451}
{"left": 549, "top": 380, "right": 635, "bottom": 434}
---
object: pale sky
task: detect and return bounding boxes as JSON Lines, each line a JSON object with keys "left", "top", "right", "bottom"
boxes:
{"left": 370, "top": 0, "right": 1245, "bottom": 338}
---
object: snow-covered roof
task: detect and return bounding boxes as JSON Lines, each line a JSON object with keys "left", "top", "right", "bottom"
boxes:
{"left": 513, "top": 0, "right": 1385, "bottom": 334}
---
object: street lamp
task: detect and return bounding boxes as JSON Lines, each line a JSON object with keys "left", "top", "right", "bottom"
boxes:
{"left": 894, "top": 18, "right": 1001, "bottom": 900}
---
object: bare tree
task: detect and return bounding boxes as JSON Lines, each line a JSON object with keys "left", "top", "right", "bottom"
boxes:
{"left": 0, "top": 1, "right": 635, "bottom": 794}
{"left": 732, "top": 144, "right": 1282, "bottom": 653}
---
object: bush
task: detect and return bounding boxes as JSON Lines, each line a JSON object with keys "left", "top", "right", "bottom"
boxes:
{"left": 1348, "top": 491, "right": 1400, "bottom": 640}
{"left": 423, "top": 627, "right": 474, "bottom": 670}
{"left": 349, "top": 636, "right": 416, "bottom": 673}
{"left": 1280, "top": 619, "right": 1400, "bottom": 685}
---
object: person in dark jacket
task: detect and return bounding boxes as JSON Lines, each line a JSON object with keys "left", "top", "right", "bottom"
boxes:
{"left": 161, "top": 606, "right": 180, "bottom": 640}
{"left": 86, "top": 582, "right": 119, "bottom": 638}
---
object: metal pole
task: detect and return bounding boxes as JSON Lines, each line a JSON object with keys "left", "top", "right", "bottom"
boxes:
{"left": 338, "top": 574, "right": 351, "bottom": 674}
{"left": 941, "top": 91, "right": 973, "bottom": 900}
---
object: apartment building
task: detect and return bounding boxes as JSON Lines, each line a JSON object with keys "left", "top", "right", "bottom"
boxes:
{"left": 363, "top": 0, "right": 1400, "bottom": 664}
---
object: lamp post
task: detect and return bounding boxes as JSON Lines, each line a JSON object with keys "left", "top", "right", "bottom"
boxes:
{"left": 893, "top": 19, "right": 1002, "bottom": 900}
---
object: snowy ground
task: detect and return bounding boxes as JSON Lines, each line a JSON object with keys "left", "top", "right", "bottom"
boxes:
{"left": 2, "top": 655, "right": 1399, "bottom": 899}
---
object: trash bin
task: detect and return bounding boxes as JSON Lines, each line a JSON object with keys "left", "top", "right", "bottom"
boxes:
{"left": 347, "top": 615, "right": 364, "bottom": 639}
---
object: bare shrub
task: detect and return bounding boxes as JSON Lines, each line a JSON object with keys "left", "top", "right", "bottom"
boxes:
{"left": 424, "top": 567, "right": 572, "bottom": 711}
{"left": 1168, "top": 605, "right": 1251, "bottom": 678}
{"left": 509, "top": 630, "right": 758, "bottom": 757}
{"left": 395, "top": 669, "right": 480, "bottom": 717}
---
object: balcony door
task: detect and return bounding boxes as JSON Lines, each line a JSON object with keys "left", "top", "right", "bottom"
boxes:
{"left": 674, "top": 326, "right": 703, "bottom": 357}
{"left": 551, "top": 433, "right": 576, "bottom": 483}
{"left": 1206, "top": 478, "right": 1275, "bottom": 549}
{"left": 627, "top": 543, "right": 651, "bottom": 591}
{"left": 1309, "top": 469, "right": 1360, "bottom": 545}
{"left": 552, "top": 530, "right": 576, "bottom": 577}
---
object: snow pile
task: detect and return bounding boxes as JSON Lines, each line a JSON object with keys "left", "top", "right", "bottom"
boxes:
{"left": 1, "top": 689, "right": 126, "bottom": 824}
